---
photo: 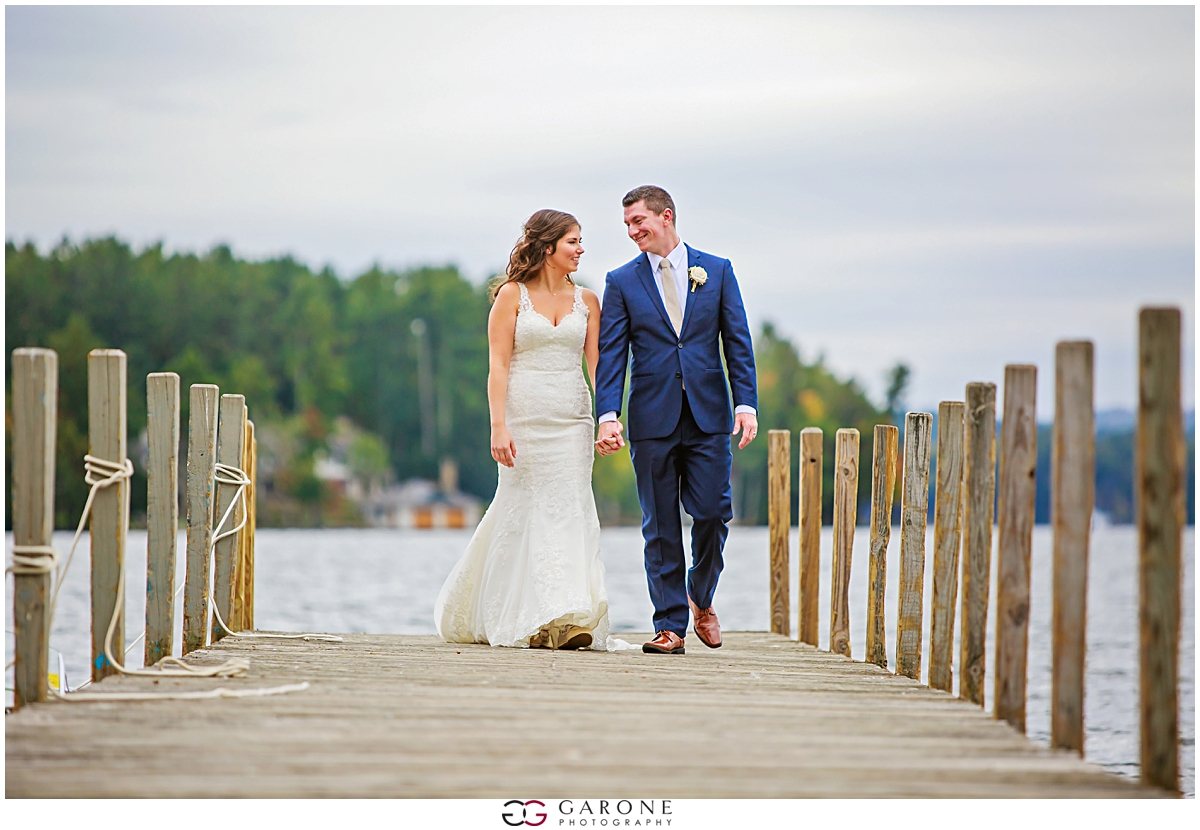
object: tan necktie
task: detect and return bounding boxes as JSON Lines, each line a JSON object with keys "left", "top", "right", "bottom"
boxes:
{"left": 660, "top": 259, "right": 684, "bottom": 336}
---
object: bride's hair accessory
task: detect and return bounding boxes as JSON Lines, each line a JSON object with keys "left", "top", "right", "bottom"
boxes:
{"left": 687, "top": 266, "right": 708, "bottom": 293}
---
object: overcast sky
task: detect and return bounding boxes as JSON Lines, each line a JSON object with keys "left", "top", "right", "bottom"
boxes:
{"left": 6, "top": 5, "right": 1194, "bottom": 414}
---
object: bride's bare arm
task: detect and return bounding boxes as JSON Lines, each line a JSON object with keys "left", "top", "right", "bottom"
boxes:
{"left": 488, "top": 283, "right": 520, "bottom": 467}
{"left": 582, "top": 288, "right": 601, "bottom": 392}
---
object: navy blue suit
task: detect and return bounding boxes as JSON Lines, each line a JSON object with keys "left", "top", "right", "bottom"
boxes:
{"left": 595, "top": 245, "right": 757, "bottom": 637}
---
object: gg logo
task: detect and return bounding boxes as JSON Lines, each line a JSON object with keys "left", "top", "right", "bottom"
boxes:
{"left": 500, "top": 799, "right": 547, "bottom": 827}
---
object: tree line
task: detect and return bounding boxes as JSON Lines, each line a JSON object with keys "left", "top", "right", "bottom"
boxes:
{"left": 5, "top": 238, "right": 491, "bottom": 526}
{"left": 6, "top": 237, "right": 1188, "bottom": 529}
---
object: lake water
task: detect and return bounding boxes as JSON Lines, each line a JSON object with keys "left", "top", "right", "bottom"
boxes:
{"left": 6, "top": 524, "right": 1195, "bottom": 796}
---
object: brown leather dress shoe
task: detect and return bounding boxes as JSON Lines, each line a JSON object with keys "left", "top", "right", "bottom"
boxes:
{"left": 688, "top": 596, "right": 722, "bottom": 649}
{"left": 642, "top": 630, "right": 685, "bottom": 654}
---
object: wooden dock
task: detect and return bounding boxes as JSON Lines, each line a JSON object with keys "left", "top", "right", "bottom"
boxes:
{"left": 6, "top": 632, "right": 1159, "bottom": 798}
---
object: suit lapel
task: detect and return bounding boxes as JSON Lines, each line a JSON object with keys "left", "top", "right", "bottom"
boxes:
{"left": 679, "top": 245, "right": 700, "bottom": 338}
{"left": 634, "top": 254, "right": 675, "bottom": 335}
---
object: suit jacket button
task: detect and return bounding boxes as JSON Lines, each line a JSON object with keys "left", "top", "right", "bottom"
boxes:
{"left": 675, "top": 371, "right": 682, "bottom": 379}
{"left": 677, "top": 342, "right": 683, "bottom": 349}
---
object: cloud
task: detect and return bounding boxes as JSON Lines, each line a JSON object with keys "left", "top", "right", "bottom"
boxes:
{"left": 5, "top": 5, "right": 1193, "bottom": 410}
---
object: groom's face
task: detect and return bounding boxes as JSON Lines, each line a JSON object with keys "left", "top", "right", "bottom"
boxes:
{"left": 623, "top": 200, "right": 674, "bottom": 255}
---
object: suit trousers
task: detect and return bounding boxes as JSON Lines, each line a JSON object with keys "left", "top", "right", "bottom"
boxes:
{"left": 629, "top": 392, "right": 733, "bottom": 637}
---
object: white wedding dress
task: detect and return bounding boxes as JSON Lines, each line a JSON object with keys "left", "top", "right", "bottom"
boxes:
{"left": 435, "top": 283, "right": 622, "bottom": 650}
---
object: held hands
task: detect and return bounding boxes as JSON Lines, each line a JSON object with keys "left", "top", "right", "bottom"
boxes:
{"left": 491, "top": 424, "right": 517, "bottom": 468}
{"left": 733, "top": 412, "right": 758, "bottom": 449}
{"left": 597, "top": 414, "right": 755, "bottom": 453}
{"left": 595, "top": 420, "right": 625, "bottom": 456}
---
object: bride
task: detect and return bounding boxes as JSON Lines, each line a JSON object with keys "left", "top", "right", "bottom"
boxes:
{"left": 434, "top": 209, "right": 615, "bottom": 650}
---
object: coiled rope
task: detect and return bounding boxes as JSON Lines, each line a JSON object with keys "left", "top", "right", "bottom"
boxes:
{"left": 7, "top": 452, "right": 337, "bottom": 702}
{"left": 8, "top": 545, "right": 58, "bottom": 575}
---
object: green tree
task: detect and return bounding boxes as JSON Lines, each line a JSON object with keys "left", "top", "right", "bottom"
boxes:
{"left": 5, "top": 238, "right": 353, "bottom": 525}
{"left": 734, "top": 322, "right": 892, "bottom": 524}
{"left": 884, "top": 362, "right": 911, "bottom": 425}
{"left": 348, "top": 432, "right": 390, "bottom": 485}
{"left": 342, "top": 265, "right": 493, "bottom": 501}
{"left": 592, "top": 447, "right": 640, "bottom": 526}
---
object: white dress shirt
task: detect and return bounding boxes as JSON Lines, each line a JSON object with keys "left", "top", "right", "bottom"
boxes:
{"left": 599, "top": 240, "right": 756, "bottom": 425}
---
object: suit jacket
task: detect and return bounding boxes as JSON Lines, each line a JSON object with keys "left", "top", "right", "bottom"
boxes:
{"left": 595, "top": 244, "right": 757, "bottom": 441}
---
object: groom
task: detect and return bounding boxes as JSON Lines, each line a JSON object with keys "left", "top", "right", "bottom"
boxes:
{"left": 595, "top": 186, "right": 758, "bottom": 655}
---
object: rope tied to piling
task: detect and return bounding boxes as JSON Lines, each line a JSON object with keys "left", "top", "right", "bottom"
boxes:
{"left": 7, "top": 545, "right": 58, "bottom": 575}
{"left": 50, "top": 456, "right": 135, "bottom": 621}
{"left": 19, "top": 453, "right": 254, "bottom": 683}
{"left": 6, "top": 455, "right": 134, "bottom": 672}
{"left": 205, "top": 462, "right": 341, "bottom": 644}
{"left": 6, "top": 452, "right": 310, "bottom": 698}
{"left": 8, "top": 448, "right": 332, "bottom": 700}
{"left": 93, "top": 456, "right": 338, "bottom": 691}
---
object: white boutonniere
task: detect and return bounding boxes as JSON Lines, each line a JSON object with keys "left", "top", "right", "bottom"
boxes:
{"left": 687, "top": 266, "right": 708, "bottom": 293}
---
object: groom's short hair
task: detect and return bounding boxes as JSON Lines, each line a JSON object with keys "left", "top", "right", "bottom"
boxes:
{"left": 622, "top": 185, "right": 676, "bottom": 225}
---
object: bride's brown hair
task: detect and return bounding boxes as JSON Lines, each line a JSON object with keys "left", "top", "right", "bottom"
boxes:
{"left": 489, "top": 209, "right": 579, "bottom": 302}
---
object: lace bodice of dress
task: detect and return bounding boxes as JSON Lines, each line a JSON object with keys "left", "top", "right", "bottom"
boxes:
{"left": 510, "top": 282, "right": 588, "bottom": 375}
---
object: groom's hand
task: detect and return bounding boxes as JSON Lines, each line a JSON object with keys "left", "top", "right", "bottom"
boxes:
{"left": 595, "top": 420, "right": 625, "bottom": 455}
{"left": 733, "top": 412, "right": 758, "bottom": 449}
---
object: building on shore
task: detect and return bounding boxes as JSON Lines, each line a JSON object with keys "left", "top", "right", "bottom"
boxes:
{"left": 314, "top": 452, "right": 482, "bottom": 529}
{"left": 361, "top": 477, "right": 483, "bottom": 529}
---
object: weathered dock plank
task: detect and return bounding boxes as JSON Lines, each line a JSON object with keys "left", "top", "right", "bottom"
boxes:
{"left": 5, "top": 632, "right": 1158, "bottom": 798}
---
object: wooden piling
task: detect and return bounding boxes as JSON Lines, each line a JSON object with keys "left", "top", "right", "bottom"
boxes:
{"left": 960, "top": 382, "right": 996, "bottom": 706}
{"left": 144, "top": 373, "right": 180, "bottom": 666}
{"left": 245, "top": 422, "right": 257, "bottom": 629}
{"left": 866, "top": 424, "right": 898, "bottom": 668}
{"left": 995, "top": 365, "right": 1038, "bottom": 732}
{"left": 1137, "top": 307, "right": 1183, "bottom": 792}
{"left": 767, "top": 430, "right": 791, "bottom": 637}
{"left": 232, "top": 411, "right": 254, "bottom": 631}
{"left": 929, "top": 401, "right": 966, "bottom": 693}
{"left": 88, "top": 349, "right": 129, "bottom": 682}
{"left": 11, "top": 348, "right": 58, "bottom": 707}
{"left": 830, "top": 428, "right": 859, "bottom": 658}
{"left": 213, "top": 394, "right": 247, "bottom": 640}
{"left": 183, "top": 384, "right": 219, "bottom": 655}
{"left": 1051, "top": 342, "right": 1094, "bottom": 753}
{"left": 798, "top": 428, "right": 823, "bottom": 646}
{"left": 896, "top": 412, "right": 933, "bottom": 680}
{"left": 232, "top": 414, "right": 251, "bottom": 632}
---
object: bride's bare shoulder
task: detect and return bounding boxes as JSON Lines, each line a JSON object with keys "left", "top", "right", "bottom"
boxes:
{"left": 488, "top": 282, "right": 522, "bottom": 324}
{"left": 580, "top": 287, "right": 601, "bottom": 312}
{"left": 493, "top": 281, "right": 522, "bottom": 306}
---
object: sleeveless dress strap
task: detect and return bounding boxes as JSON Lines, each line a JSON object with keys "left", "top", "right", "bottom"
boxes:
{"left": 572, "top": 284, "right": 586, "bottom": 315}
{"left": 517, "top": 282, "right": 534, "bottom": 313}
